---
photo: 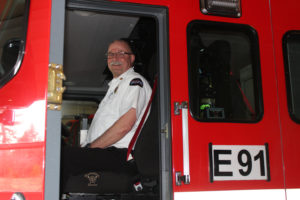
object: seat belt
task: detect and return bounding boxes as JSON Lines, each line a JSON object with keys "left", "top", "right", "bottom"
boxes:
{"left": 126, "top": 76, "right": 158, "bottom": 161}
{"left": 230, "top": 72, "right": 256, "bottom": 117}
{"left": 235, "top": 79, "right": 256, "bottom": 117}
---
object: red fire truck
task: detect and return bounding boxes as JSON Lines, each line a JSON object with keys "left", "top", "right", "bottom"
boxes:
{"left": 0, "top": 0, "right": 299, "bottom": 199}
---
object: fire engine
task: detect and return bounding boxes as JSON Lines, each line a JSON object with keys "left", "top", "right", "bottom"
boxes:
{"left": 0, "top": 0, "right": 299, "bottom": 199}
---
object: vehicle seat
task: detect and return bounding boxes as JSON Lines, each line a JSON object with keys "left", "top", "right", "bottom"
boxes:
{"left": 62, "top": 86, "right": 159, "bottom": 195}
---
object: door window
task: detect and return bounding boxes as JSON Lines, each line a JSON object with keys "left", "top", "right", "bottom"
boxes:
{"left": 187, "top": 21, "right": 263, "bottom": 122}
{"left": 0, "top": 0, "right": 28, "bottom": 88}
{"left": 283, "top": 31, "right": 300, "bottom": 123}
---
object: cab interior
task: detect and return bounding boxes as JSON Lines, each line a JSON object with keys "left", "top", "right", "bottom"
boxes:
{"left": 60, "top": 6, "right": 160, "bottom": 200}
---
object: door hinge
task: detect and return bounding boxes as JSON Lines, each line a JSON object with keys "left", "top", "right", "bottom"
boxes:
{"left": 47, "top": 63, "right": 66, "bottom": 110}
{"left": 161, "top": 123, "right": 168, "bottom": 138}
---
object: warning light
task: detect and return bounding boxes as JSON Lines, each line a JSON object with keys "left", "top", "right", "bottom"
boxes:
{"left": 200, "top": 0, "right": 241, "bottom": 18}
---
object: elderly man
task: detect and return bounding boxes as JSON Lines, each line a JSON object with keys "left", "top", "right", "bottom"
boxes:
{"left": 62, "top": 39, "right": 152, "bottom": 183}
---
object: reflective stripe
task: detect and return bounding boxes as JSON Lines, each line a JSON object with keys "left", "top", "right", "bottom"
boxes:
{"left": 286, "top": 188, "right": 300, "bottom": 200}
{"left": 174, "top": 189, "right": 286, "bottom": 200}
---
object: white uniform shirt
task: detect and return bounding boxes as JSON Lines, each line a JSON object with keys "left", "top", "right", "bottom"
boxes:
{"left": 84, "top": 68, "right": 152, "bottom": 149}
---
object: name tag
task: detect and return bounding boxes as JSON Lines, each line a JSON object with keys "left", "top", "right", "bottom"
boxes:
{"left": 209, "top": 144, "right": 270, "bottom": 182}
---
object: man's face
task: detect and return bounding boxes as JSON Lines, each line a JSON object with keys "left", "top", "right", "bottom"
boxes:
{"left": 107, "top": 41, "right": 135, "bottom": 78}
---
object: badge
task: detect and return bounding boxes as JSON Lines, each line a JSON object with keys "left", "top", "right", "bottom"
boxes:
{"left": 130, "top": 78, "right": 143, "bottom": 88}
{"left": 84, "top": 172, "right": 100, "bottom": 186}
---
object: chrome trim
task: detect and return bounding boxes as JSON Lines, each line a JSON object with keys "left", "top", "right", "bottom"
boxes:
{"left": 10, "top": 192, "right": 25, "bottom": 200}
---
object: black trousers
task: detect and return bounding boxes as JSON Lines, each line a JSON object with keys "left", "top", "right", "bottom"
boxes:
{"left": 61, "top": 146, "right": 137, "bottom": 185}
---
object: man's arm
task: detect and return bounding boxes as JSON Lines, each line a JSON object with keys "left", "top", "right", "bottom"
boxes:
{"left": 90, "top": 108, "right": 136, "bottom": 148}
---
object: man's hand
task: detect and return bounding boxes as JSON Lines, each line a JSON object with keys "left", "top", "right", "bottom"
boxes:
{"left": 90, "top": 108, "right": 137, "bottom": 148}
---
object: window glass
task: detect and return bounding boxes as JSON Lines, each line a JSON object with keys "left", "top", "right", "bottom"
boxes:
{"left": 0, "top": 0, "right": 27, "bottom": 88}
{"left": 187, "top": 21, "right": 263, "bottom": 122}
{"left": 283, "top": 32, "right": 300, "bottom": 123}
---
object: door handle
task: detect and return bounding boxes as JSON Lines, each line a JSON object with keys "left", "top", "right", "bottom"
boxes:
{"left": 175, "top": 101, "right": 190, "bottom": 185}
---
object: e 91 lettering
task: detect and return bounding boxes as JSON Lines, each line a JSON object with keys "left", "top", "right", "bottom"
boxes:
{"left": 210, "top": 144, "right": 270, "bottom": 181}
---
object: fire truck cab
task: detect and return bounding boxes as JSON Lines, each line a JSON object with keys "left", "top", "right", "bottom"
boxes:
{"left": 0, "top": 0, "right": 299, "bottom": 200}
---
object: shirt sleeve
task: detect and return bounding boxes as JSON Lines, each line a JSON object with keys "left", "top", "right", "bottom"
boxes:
{"left": 119, "top": 78, "right": 147, "bottom": 118}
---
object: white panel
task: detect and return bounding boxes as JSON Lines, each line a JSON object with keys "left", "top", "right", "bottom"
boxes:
{"left": 174, "top": 189, "right": 285, "bottom": 200}
{"left": 286, "top": 188, "right": 300, "bottom": 200}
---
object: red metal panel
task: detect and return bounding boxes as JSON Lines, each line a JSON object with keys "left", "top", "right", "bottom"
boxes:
{"left": 119, "top": 0, "right": 285, "bottom": 194}
{"left": 0, "top": 0, "right": 51, "bottom": 199}
{"left": 270, "top": 0, "right": 300, "bottom": 190}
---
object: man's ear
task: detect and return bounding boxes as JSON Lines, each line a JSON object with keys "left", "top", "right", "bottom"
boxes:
{"left": 130, "top": 54, "right": 135, "bottom": 64}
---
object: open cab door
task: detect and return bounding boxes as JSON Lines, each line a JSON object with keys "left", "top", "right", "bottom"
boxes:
{"left": 45, "top": 1, "right": 171, "bottom": 200}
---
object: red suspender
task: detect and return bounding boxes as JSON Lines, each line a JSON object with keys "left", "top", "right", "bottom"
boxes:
{"left": 126, "top": 76, "right": 158, "bottom": 161}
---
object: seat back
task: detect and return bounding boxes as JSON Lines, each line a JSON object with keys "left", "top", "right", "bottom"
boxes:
{"left": 133, "top": 88, "right": 159, "bottom": 178}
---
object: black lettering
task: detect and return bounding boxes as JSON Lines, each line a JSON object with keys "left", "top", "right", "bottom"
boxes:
{"left": 254, "top": 150, "right": 265, "bottom": 176}
{"left": 238, "top": 150, "right": 252, "bottom": 176}
{"left": 214, "top": 150, "right": 233, "bottom": 176}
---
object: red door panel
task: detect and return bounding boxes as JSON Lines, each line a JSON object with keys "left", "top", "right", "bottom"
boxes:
{"left": 0, "top": 0, "right": 51, "bottom": 199}
{"left": 270, "top": 0, "right": 300, "bottom": 192}
{"left": 168, "top": 0, "right": 285, "bottom": 197}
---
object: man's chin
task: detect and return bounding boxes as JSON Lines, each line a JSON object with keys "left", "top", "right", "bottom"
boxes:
{"left": 111, "top": 70, "right": 122, "bottom": 78}
{"left": 110, "top": 66, "right": 130, "bottom": 78}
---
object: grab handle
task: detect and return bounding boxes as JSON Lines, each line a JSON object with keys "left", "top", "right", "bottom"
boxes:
{"left": 174, "top": 101, "right": 190, "bottom": 185}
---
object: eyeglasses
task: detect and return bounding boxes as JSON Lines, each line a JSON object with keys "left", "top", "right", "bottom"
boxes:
{"left": 105, "top": 51, "right": 132, "bottom": 58}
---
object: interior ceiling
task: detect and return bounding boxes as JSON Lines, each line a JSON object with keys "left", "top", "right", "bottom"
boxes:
{"left": 63, "top": 10, "right": 139, "bottom": 96}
